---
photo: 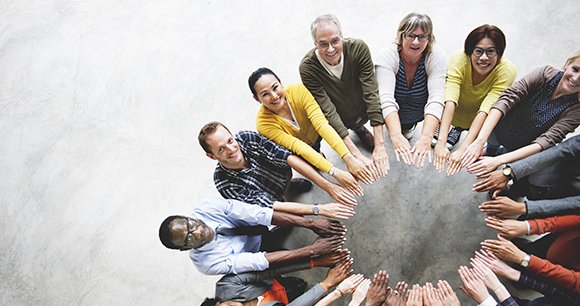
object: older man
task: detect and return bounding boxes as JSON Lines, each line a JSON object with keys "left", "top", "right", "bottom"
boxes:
{"left": 300, "top": 13, "right": 389, "bottom": 178}
{"left": 198, "top": 121, "right": 357, "bottom": 211}
{"left": 159, "top": 197, "right": 346, "bottom": 275}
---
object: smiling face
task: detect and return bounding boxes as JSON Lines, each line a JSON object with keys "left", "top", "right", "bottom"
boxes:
{"left": 470, "top": 37, "right": 499, "bottom": 79}
{"left": 169, "top": 217, "right": 214, "bottom": 251}
{"left": 314, "top": 22, "right": 343, "bottom": 66}
{"left": 401, "top": 26, "right": 428, "bottom": 60}
{"left": 252, "top": 73, "right": 286, "bottom": 112}
{"left": 205, "top": 125, "right": 247, "bottom": 170}
{"left": 558, "top": 57, "right": 580, "bottom": 96}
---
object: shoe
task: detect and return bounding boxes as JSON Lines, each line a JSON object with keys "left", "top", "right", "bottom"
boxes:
{"left": 431, "top": 125, "right": 440, "bottom": 147}
{"left": 354, "top": 126, "right": 375, "bottom": 150}
{"left": 446, "top": 126, "right": 461, "bottom": 149}
{"left": 289, "top": 178, "right": 312, "bottom": 193}
{"left": 402, "top": 124, "right": 416, "bottom": 140}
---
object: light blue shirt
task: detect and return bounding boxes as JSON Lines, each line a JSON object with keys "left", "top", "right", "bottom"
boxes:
{"left": 189, "top": 197, "right": 273, "bottom": 275}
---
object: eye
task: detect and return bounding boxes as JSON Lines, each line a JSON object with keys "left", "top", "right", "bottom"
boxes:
{"left": 228, "top": 138, "right": 233, "bottom": 144}
{"left": 218, "top": 147, "right": 224, "bottom": 153}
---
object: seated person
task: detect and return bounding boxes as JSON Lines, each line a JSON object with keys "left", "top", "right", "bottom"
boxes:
{"left": 473, "top": 134, "right": 580, "bottom": 218}
{"left": 299, "top": 13, "right": 389, "bottom": 178}
{"left": 203, "top": 253, "right": 353, "bottom": 306}
{"left": 251, "top": 67, "right": 375, "bottom": 197}
{"left": 463, "top": 51, "right": 580, "bottom": 177}
{"left": 158, "top": 197, "right": 346, "bottom": 275}
{"left": 433, "top": 24, "right": 517, "bottom": 176}
{"left": 198, "top": 121, "right": 357, "bottom": 209}
{"left": 374, "top": 12, "right": 447, "bottom": 168}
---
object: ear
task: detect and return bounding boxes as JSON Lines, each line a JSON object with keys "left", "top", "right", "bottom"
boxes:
{"left": 206, "top": 152, "right": 217, "bottom": 161}
{"left": 253, "top": 95, "right": 260, "bottom": 103}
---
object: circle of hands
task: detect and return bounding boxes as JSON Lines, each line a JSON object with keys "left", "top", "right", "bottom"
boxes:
{"left": 318, "top": 248, "right": 517, "bottom": 306}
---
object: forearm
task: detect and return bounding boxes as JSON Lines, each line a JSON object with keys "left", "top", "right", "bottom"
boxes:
{"left": 272, "top": 201, "right": 316, "bottom": 215}
{"left": 492, "top": 285, "right": 512, "bottom": 303}
{"left": 420, "top": 114, "right": 439, "bottom": 138}
{"left": 437, "top": 101, "right": 456, "bottom": 143}
{"left": 457, "top": 112, "right": 488, "bottom": 151}
{"left": 373, "top": 124, "right": 386, "bottom": 148}
{"left": 272, "top": 211, "right": 314, "bottom": 228}
{"left": 314, "top": 290, "right": 342, "bottom": 306}
{"left": 495, "top": 143, "right": 542, "bottom": 165}
{"left": 384, "top": 112, "right": 402, "bottom": 137}
{"left": 526, "top": 196, "right": 580, "bottom": 219}
{"left": 343, "top": 135, "right": 364, "bottom": 159}
{"left": 287, "top": 155, "right": 335, "bottom": 192}
{"left": 265, "top": 246, "right": 315, "bottom": 264}
{"left": 474, "top": 109, "right": 503, "bottom": 144}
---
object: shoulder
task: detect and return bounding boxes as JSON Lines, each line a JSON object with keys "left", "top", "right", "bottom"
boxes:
{"left": 375, "top": 43, "right": 399, "bottom": 66}
{"left": 195, "top": 197, "right": 228, "bottom": 216}
{"left": 493, "top": 58, "right": 518, "bottom": 78}
{"left": 299, "top": 48, "right": 318, "bottom": 70}
{"left": 236, "top": 130, "right": 263, "bottom": 142}
{"left": 344, "top": 37, "right": 370, "bottom": 50}
{"left": 425, "top": 45, "right": 447, "bottom": 63}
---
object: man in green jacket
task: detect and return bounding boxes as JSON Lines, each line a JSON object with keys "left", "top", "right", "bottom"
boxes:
{"left": 299, "top": 13, "right": 389, "bottom": 179}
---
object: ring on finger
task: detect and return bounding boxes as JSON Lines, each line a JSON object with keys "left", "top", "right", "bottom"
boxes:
{"left": 393, "top": 290, "right": 398, "bottom": 295}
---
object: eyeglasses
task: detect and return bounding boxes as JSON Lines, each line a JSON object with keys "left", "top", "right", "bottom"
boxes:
{"left": 472, "top": 47, "right": 498, "bottom": 58}
{"left": 184, "top": 218, "right": 201, "bottom": 247}
{"left": 403, "top": 33, "right": 430, "bottom": 42}
{"left": 316, "top": 36, "right": 342, "bottom": 49}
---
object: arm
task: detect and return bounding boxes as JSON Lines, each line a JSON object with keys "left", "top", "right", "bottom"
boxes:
{"left": 272, "top": 201, "right": 355, "bottom": 220}
{"left": 372, "top": 124, "right": 390, "bottom": 177}
{"left": 461, "top": 108, "right": 503, "bottom": 167}
{"left": 384, "top": 111, "right": 413, "bottom": 165}
{"left": 526, "top": 195, "right": 580, "bottom": 218}
{"left": 286, "top": 155, "right": 357, "bottom": 206}
{"left": 412, "top": 113, "right": 439, "bottom": 168}
{"left": 467, "top": 143, "right": 542, "bottom": 178}
{"left": 342, "top": 135, "right": 380, "bottom": 182}
{"left": 215, "top": 172, "right": 278, "bottom": 208}
{"left": 528, "top": 214, "right": 580, "bottom": 234}
{"left": 271, "top": 211, "right": 346, "bottom": 236}
{"left": 527, "top": 255, "right": 580, "bottom": 294}
{"left": 433, "top": 101, "right": 455, "bottom": 173}
{"left": 264, "top": 236, "right": 346, "bottom": 265}
{"left": 448, "top": 111, "right": 488, "bottom": 176}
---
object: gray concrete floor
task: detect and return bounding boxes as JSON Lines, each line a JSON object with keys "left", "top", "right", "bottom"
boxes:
{"left": 1, "top": 1, "right": 578, "bottom": 305}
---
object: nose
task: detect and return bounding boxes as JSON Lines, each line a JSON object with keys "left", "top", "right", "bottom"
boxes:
{"left": 412, "top": 37, "right": 420, "bottom": 43}
{"left": 480, "top": 53, "right": 489, "bottom": 60}
{"left": 328, "top": 44, "right": 335, "bottom": 52}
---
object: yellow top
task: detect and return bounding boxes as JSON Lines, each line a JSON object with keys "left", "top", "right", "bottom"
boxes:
{"left": 445, "top": 50, "right": 517, "bottom": 128}
{"left": 257, "top": 83, "right": 350, "bottom": 173}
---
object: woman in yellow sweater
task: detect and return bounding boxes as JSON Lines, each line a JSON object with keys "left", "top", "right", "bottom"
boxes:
{"left": 250, "top": 67, "right": 375, "bottom": 197}
{"left": 433, "top": 25, "right": 517, "bottom": 176}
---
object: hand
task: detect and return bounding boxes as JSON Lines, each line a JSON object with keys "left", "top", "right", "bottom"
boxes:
{"left": 405, "top": 284, "right": 423, "bottom": 306}
{"left": 351, "top": 279, "right": 371, "bottom": 306}
{"left": 333, "top": 168, "right": 364, "bottom": 197}
{"left": 337, "top": 274, "right": 365, "bottom": 295}
{"left": 372, "top": 145, "right": 390, "bottom": 177}
{"left": 313, "top": 249, "right": 350, "bottom": 267}
{"left": 478, "top": 197, "right": 526, "bottom": 217}
{"left": 310, "top": 219, "right": 347, "bottom": 237}
{"left": 446, "top": 149, "right": 464, "bottom": 176}
{"left": 480, "top": 234, "right": 527, "bottom": 263}
{"left": 436, "top": 280, "right": 459, "bottom": 306}
{"left": 365, "top": 270, "right": 390, "bottom": 306}
{"left": 326, "top": 183, "right": 357, "bottom": 207}
{"left": 354, "top": 152, "right": 380, "bottom": 182}
{"left": 423, "top": 283, "right": 442, "bottom": 306}
{"left": 390, "top": 134, "right": 413, "bottom": 165}
{"left": 386, "top": 281, "right": 408, "bottom": 306}
{"left": 310, "top": 236, "right": 346, "bottom": 255}
{"left": 344, "top": 153, "right": 375, "bottom": 185}
{"left": 485, "top": 216, "right": 527, "bottom": 238}
{"left": 461, "top": 139, "right": 485, "bottom": 168}
{"left": 319, "top": 203, "right": 356, "bottom": 220}
{"left": 411, "top": 135, "right": 433, "bottom": 169}
{"left": 472, "top": 169, "right": 509, "bottom": 193}
{"left": 324, "top": 257, "right": 355, "bottom": 288}
{"left": 433, "top": 142, "right": 449, "bottom": 173}
{"left": 473, "top": 250, "right": 521, "bottom": 281}
{"left": 469, "top": 257, "right": 502, "bottom": 291}
{"left": 466, "top": 156, "right": 501, "bottom": 178}
{"left": 458, "top": 266, "right": 489, "bottom": 304}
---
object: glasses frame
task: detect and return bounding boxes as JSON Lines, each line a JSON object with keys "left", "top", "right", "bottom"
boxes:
{"left": 315, "top": 36, "right": 343, "bottom": 49}
{"left": 403, "top": 33, "right": 430, "bottom": 42}
{"left": 183, "top": 218, "right": 200, "bottom": 247}
{"left": 472, "top": 47, "right": 498, "bottom": 58}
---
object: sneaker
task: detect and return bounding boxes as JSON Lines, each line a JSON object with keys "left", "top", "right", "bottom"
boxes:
{"left": 446, "top": 126, "right": 462, "bottom": 149}
{"left": 431, "top": 125, "right": 441, "bottom": 147}
{"left": 402, "top": 124, "right": 416, "bottom": 140}
{"left": 354, "top": 126, "right": 375, "bottom": 150}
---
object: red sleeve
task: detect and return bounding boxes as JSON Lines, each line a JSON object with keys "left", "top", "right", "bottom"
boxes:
{"left": 528, "top": 215, "right": 580, "bottom": 235}
{"left": 526, "top": 255, "right": 580, "bottom": 294}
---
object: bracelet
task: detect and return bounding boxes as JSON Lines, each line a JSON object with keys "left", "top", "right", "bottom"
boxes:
{"left": 492, "top": 284, "right": 502, "bottom": 292}
{"left": 311, "top": 256, "right": 314, "bottom": 268}
{"left": 336, "top": 287, "right": 344, "bottom": 296}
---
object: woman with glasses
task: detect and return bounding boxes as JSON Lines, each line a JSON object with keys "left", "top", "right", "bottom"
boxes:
{"left": 463, "top": 50, "right": 580, "bottom": 178}
{"left": 374, "top": 12, "right": 447, "bottom": 168}
{"left": 251, "top": 67, "right": 376, "bottom": 197}
{"left": 433, "top": 25, "right": 517, "bottom": 176}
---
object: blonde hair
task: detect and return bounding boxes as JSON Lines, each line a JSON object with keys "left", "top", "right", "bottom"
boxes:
{"left": 564, "top": 50, "right": 580, "bottom": 100}
{"left": 395, "top": 12, "right": 435, "bottom": 55}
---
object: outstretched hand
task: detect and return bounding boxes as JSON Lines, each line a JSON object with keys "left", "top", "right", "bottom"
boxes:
{"left": 478, "top": 197, "right": 526, "bottom": 217}
{"left": 310, "top": 236, "right": 346, "bottom": 256}
{"left": 485, "top": 216, "right": 528, "bottom": 238}
{"left": 472, "top": 169, "right": 509, "bottom": 192}
{"left": 333, "top": 168, "right": 364, "bottom": 197}
{"left": 405, "top": 284, "right": 423, "bottom": 306}
{"left": 386, "top": 281, "right": 408, "bottom": 306}
{"left": 365, "top": 270, "right": 390, "bottom": 306}
{"left": 373, "top": 145, "right": 390, "bottom": 177}
{"left": 458, "top": 266, "right": 489, "bottom": 304}
{"left": 391, "top": 134, "right": 413, "bottom": 165}
{"left": 319, "top": 203, "right": 356, "bottom": 220}
{"left": 310, "top": 219, "right": 347, "bottom": 236}
{"left": 313, "top": 249, "right": 350, "bottom": 267}
{"left": 324, "top": 257, "right": 354, "bottom": 288}
{"left": 481, "top": 234, "right": 527, "bottom": 264}
{"left": 436, "top": 280, "right": 460, "bottom": 306}
{"left": 326, "top": 182, "right": 358, "bottom": 207}
{"left": 411, "top": 136, "right": 433, "bottom": 169}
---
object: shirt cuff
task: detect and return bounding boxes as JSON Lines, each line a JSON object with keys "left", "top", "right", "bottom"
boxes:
{"left": 478, "top": 295, "right": 497, "bottom": 306}
{"left": 525, "top": 220, "right": 530, "bottom": 235}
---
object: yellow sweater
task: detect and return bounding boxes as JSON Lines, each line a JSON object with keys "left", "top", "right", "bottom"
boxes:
{"left": 257, "top": 83, "right": 349, "bottom": 173}
{"left": 445, "top": 50, "right": 517, "bottom": 128}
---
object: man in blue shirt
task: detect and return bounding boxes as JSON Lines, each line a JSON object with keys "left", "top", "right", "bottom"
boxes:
{"left": 159, "top": 197, "right": 346, "bottom": 275}
{"left": 198, "top": 122, "right": 357, "bottom": 214}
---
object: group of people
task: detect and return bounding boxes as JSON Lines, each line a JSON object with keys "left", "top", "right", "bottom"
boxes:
{"left": 158, "top": 12, "right": 580, "bottom": 306}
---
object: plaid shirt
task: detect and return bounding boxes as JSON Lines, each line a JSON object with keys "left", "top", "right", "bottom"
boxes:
{"left": 214, "top": 131, "right": 292, "bottom": 208}
{"left": 518, "top": 273, "right": 580, "bottom": 305}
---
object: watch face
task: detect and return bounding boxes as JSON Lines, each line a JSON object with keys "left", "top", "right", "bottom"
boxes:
{"left": 313, "top": 206, "right": 319, "bottom": 214}
{"left": 521, "top": 260, "right": 529, "bottom": 267}
{"left": 503, "top": 168, "right": 511, "bottom": 176}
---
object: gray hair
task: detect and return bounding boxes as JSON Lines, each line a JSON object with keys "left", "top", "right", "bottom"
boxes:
{"left": 395, "top": 12, "right": 436, "bottom": 55}
{"left": 310, "top": 13, "right": 342, "bottom": 41}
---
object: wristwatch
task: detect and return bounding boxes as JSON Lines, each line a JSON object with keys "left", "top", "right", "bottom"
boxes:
{"left": 329, "top": 166, "right": 336, "bottom": 176}
{"left": 502, "top": 166, "right": 514, "bottom": 180}
{"left": 520, "top": 254, "right": 531, "bottom": 268}
{"left": 312, "top": 204, "right": 319, "bottom": 215}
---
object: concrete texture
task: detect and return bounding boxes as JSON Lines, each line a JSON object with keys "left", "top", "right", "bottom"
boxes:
{"left": 1, "top": 1, "right": 578, "bottom": 305}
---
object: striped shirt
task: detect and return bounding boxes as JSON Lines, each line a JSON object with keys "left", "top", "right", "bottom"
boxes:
{"left": 394, "top": 55, "right": 429, "bottom": 125}
{"left": 495, "top": 72, "right": 579, "bottom": 151}
{"left": 214, "top": 130, "right": 292, "bottom": 208}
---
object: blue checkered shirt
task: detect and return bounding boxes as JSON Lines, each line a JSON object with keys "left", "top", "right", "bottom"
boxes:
{"left": 214, "top": 130, "right": 292, "bottom": 208}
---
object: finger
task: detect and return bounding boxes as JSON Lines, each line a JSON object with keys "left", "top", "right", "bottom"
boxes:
{"left": 394, "top": 150, "right": 401, "bottom": 163}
